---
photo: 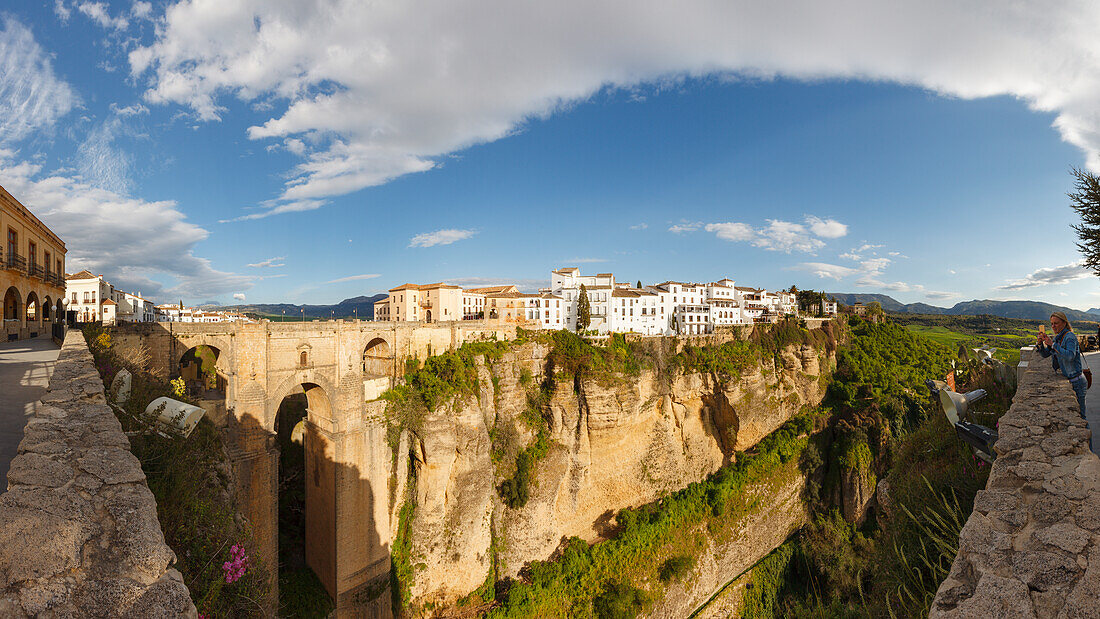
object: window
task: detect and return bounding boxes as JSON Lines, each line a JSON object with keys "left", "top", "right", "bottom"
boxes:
{"left": 7, "top": 229, "right": 16, "bottom": 259}
{"left": 299, "top": 351, "right": 308, "bottom": 366}
{"left": 44, "top": 251, "right": 50, "bottom": 274}
{"left": 28, "top": 242, "right": 36, "bottom": 268}
{"left": 57, "top": 259, "right": 62, "bottom": 275}
{"left": 71, "top": 292, "right": 77, "bottom": 304}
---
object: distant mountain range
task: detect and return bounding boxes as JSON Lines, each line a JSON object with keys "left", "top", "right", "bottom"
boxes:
{"left": 201, "top": 294, "right": 388, "bottom": 319}
{"left": 828, "top": 293, "right": 1099, "bottom": 324}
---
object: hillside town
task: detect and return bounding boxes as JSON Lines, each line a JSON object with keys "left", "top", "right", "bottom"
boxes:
{"left": 373, "top": 267, "right": 840, "bottom": 336}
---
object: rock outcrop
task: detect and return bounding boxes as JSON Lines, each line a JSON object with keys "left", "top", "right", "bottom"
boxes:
{"left": 0, "top": 331, "right": 195, "bottom": 617}
{"left": 401, "top": 333, "right": 837, "bottom": 607}
{"left": 931, "top": 348, "right": 1100, "bottom": 618}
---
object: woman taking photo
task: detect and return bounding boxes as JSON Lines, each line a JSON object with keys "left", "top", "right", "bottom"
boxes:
{"left": 1037, "top": 311, "right": 1090, "bottom": 420}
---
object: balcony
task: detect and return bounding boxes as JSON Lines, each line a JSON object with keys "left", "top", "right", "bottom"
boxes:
{"left": 30, "top": 264, "right": 45, "bottom": 281}
{"left": 47, "top": 272, "right": 64, "bottom": 287}
{"left": 5, "top": 252, "right": 26, "bottom": 274}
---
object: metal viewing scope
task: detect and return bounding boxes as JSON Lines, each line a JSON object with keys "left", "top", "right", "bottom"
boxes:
{"left": 939, "top": 388, "right": 987, "bottom": 425}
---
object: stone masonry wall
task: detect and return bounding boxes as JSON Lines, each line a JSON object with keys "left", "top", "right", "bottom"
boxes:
{"left": 931, "top": 349, "right": 1100, "bottom": 618}
{"left": 0, "top": 331, "right": 196, "bottom": 617}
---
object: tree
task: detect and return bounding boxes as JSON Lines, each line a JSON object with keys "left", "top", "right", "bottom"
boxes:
{"left": 1070, "top": 167, "right": 1100, "bottom": 276}
{"left": 637, "top": 280, "right": 643, "bottom": 290}
{"left": 577, "top": 284, "right": 591, "bottom": 332}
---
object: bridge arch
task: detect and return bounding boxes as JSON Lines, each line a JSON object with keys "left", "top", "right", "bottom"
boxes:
{"left": 268, "top": 372, "right": 340, "bottom": 431}
{"left": 362, "top": 336, "right": 394, "bottom": 378}
{"left": 273, "top": 380, "right": 339, "bottom": 605}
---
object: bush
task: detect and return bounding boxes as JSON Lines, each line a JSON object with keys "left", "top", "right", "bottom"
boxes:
{"left": 658, "top": 555, "right": 695, "bottom": 582}
{"left": 593, "top": 581, "right": 650, "bottom": 619}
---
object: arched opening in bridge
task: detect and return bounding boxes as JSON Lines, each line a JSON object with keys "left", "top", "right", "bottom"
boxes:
{"left": 177, "top": 345, "right": 225, "bottom": 400}
{"left": 362, "top": 338, "right": 392, "bottom": 378}
{"left": 3, "top": 286, "right": 20, "bottom": 324}
{"left": 276, "top": 384, "right": 335, "bottom": 616}
{"left": 25, "top": 292, "right": 38, "bottom": 325}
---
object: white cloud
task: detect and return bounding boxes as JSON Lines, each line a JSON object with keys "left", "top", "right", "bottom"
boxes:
{"left": 997, "top": 261, "right": 1093, "bottom": 290}
{"left": 77, "top": 1, "right": 129, "bottom": 30}
{"left": 0, "top": 152, "right": 250, "bottom": 300}
{"left": 409, "top": 228, "right": 476, "bottom": 248}
{"left": 110, "top": 102, "right": 150, "bottom": 116}
{"left": 705, "top": 222, "right": 754, "bottom": 242}
{"left": 247, "top": 256, "right": 286, "bottom": 268}
{"left": 0, "top": 18, "right": 78, "bottom": 144}
{"left": 233, "top": 292, "right": 246, "bottom": 301}
{"left": 754, "top": 219, "right": 824, "bottom": 253}
{"left": 131, "top": 1, "right": 153, "bottom": 19}
{"left": 76, "top": 117, "right": 134, "bottom": 194}
{"left": 669, "top": 221, "right": 702, "bottom": 234}
{"left": 925, "top": 291, "right": 958, "bottom": 300}
{"left": 54, "top": 1, "right": 71, "bottom": 22}
{"left": 129, "top": 1, "right": 1100, "bottom": 219}
{"left": 807, "top": 216, "right": 848, "bottom": 239}
{"left": 220, "top": 199, "right": 327, "bottom": 223}
{"left": 793, "top": 262, "right": 858, "bottom": 280}
{"left": 325, "top": 273, "right": 381, "bottom": 284}
{"left": 629, "top": 223, "right": 648, "bottom": 230}
{"left": 705, "top": 216, "right": 845, "bottom": 253}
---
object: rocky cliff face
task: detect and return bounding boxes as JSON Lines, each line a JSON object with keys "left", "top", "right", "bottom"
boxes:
{"left": 397, "top": 336, "right": 837, "bottom": 608}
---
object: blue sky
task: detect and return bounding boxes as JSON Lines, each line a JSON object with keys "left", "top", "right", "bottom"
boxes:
{"left": 2, "top": 1, "right": 1099, "bottom": 308}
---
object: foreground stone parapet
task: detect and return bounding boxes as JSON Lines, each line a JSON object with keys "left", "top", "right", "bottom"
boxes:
{"left": 931, "top": 349, "right": 1100, "bottom": 618}
{"left": 0, "top": 331, "right": 196, "bottom": 617}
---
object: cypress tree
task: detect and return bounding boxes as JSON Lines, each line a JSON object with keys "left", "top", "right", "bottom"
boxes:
{"left": 577, "top": 284, "right": 591, "bottom": 332}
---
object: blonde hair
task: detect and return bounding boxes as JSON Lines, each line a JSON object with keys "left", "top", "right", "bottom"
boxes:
{"left": 1050, "top": 311, "right": 1071, "bottom": 331}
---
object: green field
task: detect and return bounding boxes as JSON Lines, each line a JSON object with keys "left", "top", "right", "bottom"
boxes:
{"left": 903, "top": 325, "right": 1027, "bottom": 365}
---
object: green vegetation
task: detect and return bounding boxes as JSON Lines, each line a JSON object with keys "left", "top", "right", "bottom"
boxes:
{"left": 83, "top": 325, "right": 268, "bottom": 616}
{"left": 488, "top": 410, "right": 819, "bottom": 618}
{"left": 731, "top": 316, "right": 1005, "bottom": 618}
{"left": 889, "top": 312, "right": 1099, "bottom": 366}
{"left": 391, "top": 463, "right": 418, "bottom": 613}
{"left": 658, "top": 556, "right": 696, "bottom": 582}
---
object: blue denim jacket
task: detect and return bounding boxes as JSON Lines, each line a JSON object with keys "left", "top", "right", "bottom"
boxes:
{"left": 1038, "top": 328, "right": 1083, "bottom": 379}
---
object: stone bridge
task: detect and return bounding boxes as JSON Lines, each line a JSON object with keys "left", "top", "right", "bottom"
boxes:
{"left": 110, "top": 320, "right": 517, "bottom": 616}
{"left": 931, "top": 348, "right": 1100, "bottom": 617}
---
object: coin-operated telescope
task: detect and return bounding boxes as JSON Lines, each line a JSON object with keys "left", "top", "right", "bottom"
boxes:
{"left": 926, "top": 382, "right": 997, "bottom": 463}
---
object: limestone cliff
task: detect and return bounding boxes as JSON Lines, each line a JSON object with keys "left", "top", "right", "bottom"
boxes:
{"left": 395, "top": 332, "right": 838, "bottom": 609}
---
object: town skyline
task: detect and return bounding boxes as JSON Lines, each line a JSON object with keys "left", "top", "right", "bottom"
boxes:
{"left": 3, "top": 3, "right": 1100, "bottom": 308}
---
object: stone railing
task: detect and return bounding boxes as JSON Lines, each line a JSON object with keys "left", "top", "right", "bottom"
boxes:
{"left": 931, "top": 348, "right": 1100, "bottom": 617}
{"left": 0, "top": 331, "right": 196, "bottom": 617}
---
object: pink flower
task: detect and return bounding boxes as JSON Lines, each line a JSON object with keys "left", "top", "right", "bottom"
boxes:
{"left": 221, "top": 543, "right": 251, "bottom": 584}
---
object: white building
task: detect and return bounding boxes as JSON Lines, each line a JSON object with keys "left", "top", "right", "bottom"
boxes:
{"left": 118, "top": 292, "right": 155, "bottom": 322}
{"left": 822, "top": 300, "right": 838, "bottom": 317}
{"left": 66, "top": 270, "right": 116, "bottom": 324}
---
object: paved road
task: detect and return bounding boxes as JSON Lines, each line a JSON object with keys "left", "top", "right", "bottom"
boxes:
{"left": 1082, "top": 352, "right": 1100, "bottom": 457}
{"left": 0, "top": 337, "right": 61, "bottom": 486}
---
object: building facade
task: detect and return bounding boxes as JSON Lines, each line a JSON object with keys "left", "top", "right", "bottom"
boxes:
{"left": 1, "top": 185, "right": 66, "bottom": 341}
